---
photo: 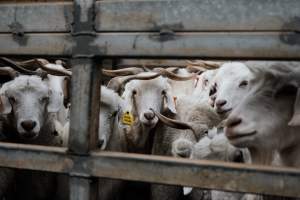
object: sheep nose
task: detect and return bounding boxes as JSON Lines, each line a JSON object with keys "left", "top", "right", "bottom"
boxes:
{"left": 21, "top": 120, "right": 37, "bottom": 131}
{"left": 215, "top": 99, "right": 227, "bottom": 108}
{"left": 144, "top": 112, "right": 155, "bottom": 120}
{"left": 226, "top": 117, "right": 242, "bottom": 128}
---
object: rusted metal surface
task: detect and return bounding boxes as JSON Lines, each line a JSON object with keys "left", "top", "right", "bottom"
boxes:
{"left": 0, "top": 142, "right": 300, "bottom": 197}
{"left": 0, "top": 32, "right": 300, "bottom": 58}
{"left": 0, "top": 2, "right": 72, "bottom": 33}
{"left": 95, "top": 0, "right": 300, "bottom": 32}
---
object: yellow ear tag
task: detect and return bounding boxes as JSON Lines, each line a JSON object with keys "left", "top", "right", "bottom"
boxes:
{"left": 122, "top": 111, "right": 134, "bottom": 125}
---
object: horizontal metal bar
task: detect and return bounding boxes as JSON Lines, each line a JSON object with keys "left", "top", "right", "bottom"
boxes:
{"left": 0, "top": 142, "right": 300, "bottom": 197}
{"left": 0, "top": 32, "right": 299, "bottom": 59}
{"left": 96, "top": 0, "right": 300, "bottom": 32}
{"left": 1, "top": 1, "right": 299, "bottom": 32}
{"left": 0, "top": 2, "right": 72, "bottom": 33}
{"left": 0, "top": 33, "right": 72, "bottom": 56}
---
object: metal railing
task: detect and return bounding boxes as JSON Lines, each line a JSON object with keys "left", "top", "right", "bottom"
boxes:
{"left": 0, "top": 0, "right": 300, "bottom": 199}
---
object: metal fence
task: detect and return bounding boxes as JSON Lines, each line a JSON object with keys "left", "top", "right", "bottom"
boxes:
{"left": 0, "top": 0, "right": 300, "bottom": 199}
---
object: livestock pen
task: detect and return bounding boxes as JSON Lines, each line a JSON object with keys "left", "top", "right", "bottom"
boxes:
{"left": 0, "top": 0, "right": 300, "bottom": 199}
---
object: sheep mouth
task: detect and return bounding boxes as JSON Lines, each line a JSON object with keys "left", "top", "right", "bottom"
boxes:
{"left": 20, "top": 132, "right": 39, "bottom": 140}
{"left": 216, "top": 108, "right": 232, "bottom": 115}
{"left": 226, "top": 131, "right": 256, "bottom": 140}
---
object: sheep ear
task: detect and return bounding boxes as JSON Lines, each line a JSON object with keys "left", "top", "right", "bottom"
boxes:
{"left": 164, "top": 91, "right": 177, "bottom": 114}
{"left": 288, "top": 89, "right": 300, "bottom": 126}
{"left": 0, "top": 94, "right": 12, "bottom": 114}
{"left": 47, "top": 89, "right": 63, "bottom": 113}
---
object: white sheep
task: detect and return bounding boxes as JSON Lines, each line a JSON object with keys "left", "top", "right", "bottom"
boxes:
{"left": 0, "top": 75, "right": 66, "bottom": 199}
{"left": 225, "top": 62, "right": 300, "bottom": 167}
{"left": 209, "top": 62, "right": 255, "bottom": 118}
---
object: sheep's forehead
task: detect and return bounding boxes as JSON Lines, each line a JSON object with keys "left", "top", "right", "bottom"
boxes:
{"left": 5, "top": 76, "right": 48, "bottom": 96}
{"left": 201, "top": 70, "right": 217, "bottom": 80}
{"left": 128, "top": 77, "right": 168, "bottom": 91}
{"left": 215, "top": 63, "right": 252, "bottom": 83}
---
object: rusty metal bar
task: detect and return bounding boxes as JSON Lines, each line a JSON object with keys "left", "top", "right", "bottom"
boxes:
{"left": 0, "top": 142, "right": 300, "bottom": 197}
{"left": 0, "top": 32, "right": 300, "bottom": 59}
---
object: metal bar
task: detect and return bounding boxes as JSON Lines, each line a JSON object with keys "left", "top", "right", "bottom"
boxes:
{"left": 0, "top": 32, "right": 299, "bottom": 59}
{"left": 93, "top": 32, "right": 300, "bottom": 59}
{"left": 70, "top": 177, "right": 98, "bottom": 200}
{"left": 95, "top": 0, "right": 300, "bottom": 32}
{"left": 69, "top": 0, "right": 99, "bottom": 199}
{"left": 1, "top": 1, "right": 299, "bottom": 33}
{"left": 0, "top": 2, "right": 72, "bottom": 33}
{"left": 69, "top": 58, "right": 100, "bottom": 154}
{"left": 0, "top": 33, "right": 72, "bottom": 56}
{"left": 0, "top": 143, "right": 300, "bottom": 197}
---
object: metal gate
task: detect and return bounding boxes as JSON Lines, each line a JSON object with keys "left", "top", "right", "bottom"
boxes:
{"left": 0, "top": 0, "right": 300, "bottom": 199}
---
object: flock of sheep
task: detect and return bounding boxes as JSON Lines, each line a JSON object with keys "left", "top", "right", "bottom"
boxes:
{"left": 0, "top": 57, "right": 299, "bottom": 200}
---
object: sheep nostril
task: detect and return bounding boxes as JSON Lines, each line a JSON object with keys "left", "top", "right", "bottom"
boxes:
{"left": 21, "top": 120, "right": 37, "bottom": 131}
{"left": 97, "top": 139, "right": 104, "bottom": 148}
{"left": 226, "top": 117, "right": 242, "bottom": 128}
{"left": 233, "top": 150, "right": 244, "bottom": 163}
{"left": 215, "top": 99, "right": 227, "bottom": 108}
{"left": 144, "top": 112, "right": 155, "bottom": 120}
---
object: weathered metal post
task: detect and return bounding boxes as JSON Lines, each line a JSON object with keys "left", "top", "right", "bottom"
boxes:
{"left": 69, "top": 0, "right": 100, "bottom": 199}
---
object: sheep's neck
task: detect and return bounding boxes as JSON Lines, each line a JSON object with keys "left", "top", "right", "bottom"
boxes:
{"left": 248, "top": 148, "right": 274, "bottom": 165}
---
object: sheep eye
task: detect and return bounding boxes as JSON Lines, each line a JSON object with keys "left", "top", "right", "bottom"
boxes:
{"left": 161, "top": 90, "right": 166, "bottom": 95}
{"left": 204, "top": 79, "right": 209, "bottom": 86}
{"left": 8, "top": 97, "right": 16, "bottom": 104}
{"left": 204, "top": 130, "right": 209, "bottom": 136}
{"left": 132, "top": 90, "right": 137, "bottom": 96}
{"left": 209, "top": 84, "right": 217, "bottom": 96}
{"left": 40, "top": 96, "right": 49, "bottom": 102}
{"left": 239, "top": 80, "right": 248, "bottom": 88}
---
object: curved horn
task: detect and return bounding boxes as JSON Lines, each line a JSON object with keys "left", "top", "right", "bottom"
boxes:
{"left": 36, "top": 59, "right": 72, "bottom": 77}
{"left": 150, "top": 108, "right": 198, "bottom": 139}
{"left": 186, "top": 65, "right": 207, "bottom": 74}
{"left": 0, "top": 66, "right": 19, "bottom": 78}
{"left": 186, "top": 60, "right": 223, "bottom": 69}
{"left": 0, "top": 57, "right": 37, "bottom": 75}
{"left": 107, "top": 72, "right": 161, "bottom": 93}
{"left": 155, "top": 68, "right": 196, "bottom": 81}
{"left": 102, "top": 67, "right": 145, "bottom": 77}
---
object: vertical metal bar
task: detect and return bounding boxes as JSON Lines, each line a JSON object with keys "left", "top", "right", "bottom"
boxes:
{"left": 69, "top": 0, "right": 99, "bottom": 200}
{"left": 70, "top": 177, "right": 98, "bottom": 200}
{"left": 69, "top": 58, "right": 100, "bottom": 154}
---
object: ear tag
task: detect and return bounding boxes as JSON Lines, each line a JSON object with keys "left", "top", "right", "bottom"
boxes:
{"left": 122, "top": 111, "right": 134, "bottom": 125}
